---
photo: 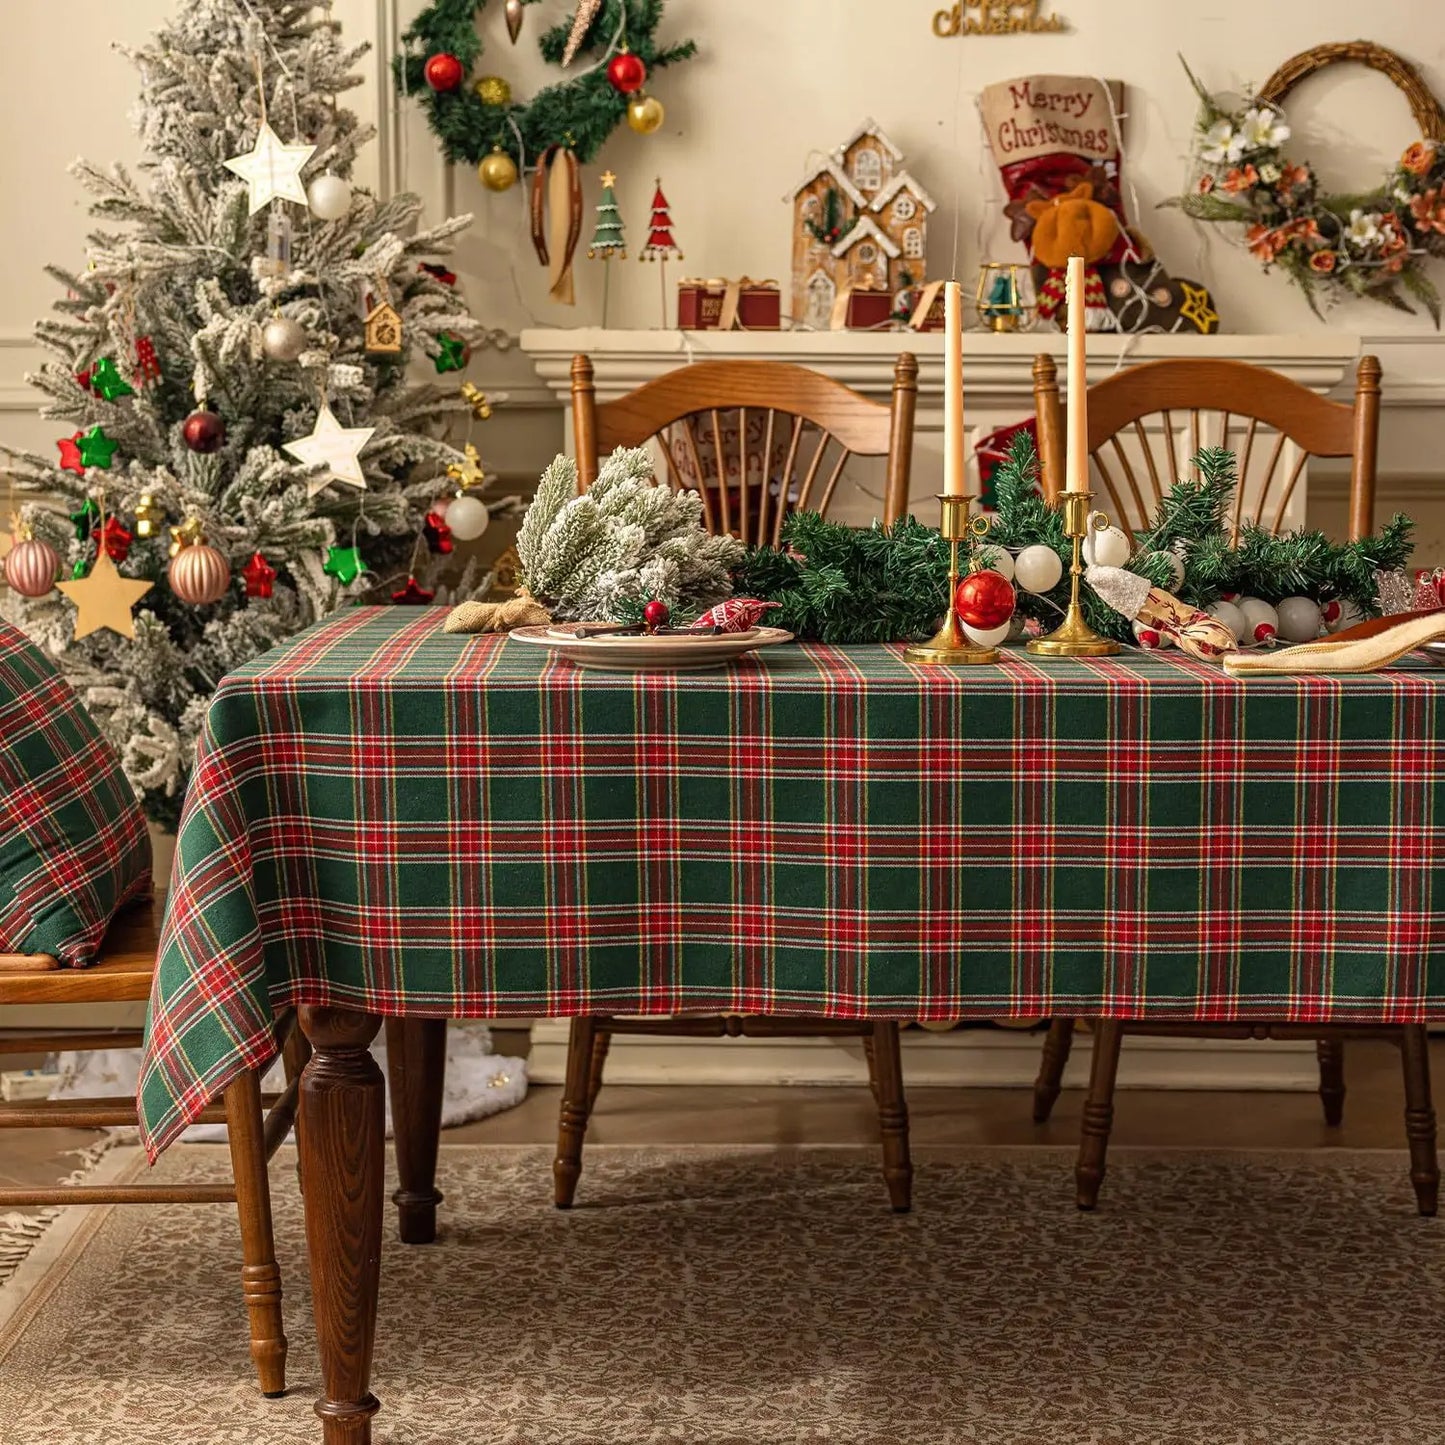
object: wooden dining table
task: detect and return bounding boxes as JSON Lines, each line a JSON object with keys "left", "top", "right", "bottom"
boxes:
{"left": 136, "top": 605, "right": 1445, "bottom": 1443}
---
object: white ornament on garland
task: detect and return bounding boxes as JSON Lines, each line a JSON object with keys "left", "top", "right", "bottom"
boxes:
{"left": 1082, "top": 524, "right": 1131, "bottom": 569}
{"left": 1013, "top": 543, "right": 1064, "bottom": 594}
{"left": 974, "top": 545, "right": 1015, "bottom": 582}
{"left": 1323, "top": 598, "right": 1363, "bottom": 633}
{"left": 282, "top": 403, "right": 376, "bottom": 495}
{"left": 963, "top": 619, "right": 1012, "bottom": 648}
{"left": 1207, "top": 599, "right": 1246, "bottom": 646}
{"left": 1236, "top": 597, "right": 1279, "bottom": 646}
{"left": 1276, "top": 595, "right": 1323, "bottom": 643}
{"left": 223, "top": 121, "right": 317, "bottom": 215}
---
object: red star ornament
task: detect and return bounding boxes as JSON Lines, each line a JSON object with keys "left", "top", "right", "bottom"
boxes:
{"left": 392, "top": 576, "right": 436, "bottom": 606}
{"left": 423, "top": 507, "right": 454, "bottom": 554}
{"left": 57, "top": 433, "right": 86, "bottom": 475}
{"left": 98, "top": 516, "right": 133, "bottom": 563}
{"left": 242, "top": 551, "right": 278, "bottom": 599}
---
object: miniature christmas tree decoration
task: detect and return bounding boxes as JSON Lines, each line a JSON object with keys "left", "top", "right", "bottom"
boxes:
{"left": 588, "top": 172, "right": 627, "bottom": 259}
{"left": 222, "top": 120, "right": 317, "bottom": 215}
{"left": 640, "top": 182, "right": 682, "bottom": 261}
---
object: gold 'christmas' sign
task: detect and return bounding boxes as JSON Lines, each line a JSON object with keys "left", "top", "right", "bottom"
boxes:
{"left": 933, "top": 0, "right": 1067, "bottom": 36}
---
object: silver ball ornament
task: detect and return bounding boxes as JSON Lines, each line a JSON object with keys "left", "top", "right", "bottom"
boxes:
{"left": 307, "top": 174, "right": 353, "bottom": 221}
{"left": 445, "top": 494, "right": 490, "bottom": 542}
{"left": 1207, "top": 600, "right": 1247, "bottom": 646}
{"left": 262, "top": 316, "right": 308, "bottom": 362}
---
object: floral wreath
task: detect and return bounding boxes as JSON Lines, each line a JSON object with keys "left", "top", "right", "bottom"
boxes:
{"left": 1175, "top": 42, "right": 1445, "bottom": 324}
{"left": 394, "top": 0, "right": 695, "bottom": 171}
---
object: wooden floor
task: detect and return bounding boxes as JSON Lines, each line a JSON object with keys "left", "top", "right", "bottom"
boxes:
{"left": 6, "top": 1036, "right": 1440, "bottom": 1200}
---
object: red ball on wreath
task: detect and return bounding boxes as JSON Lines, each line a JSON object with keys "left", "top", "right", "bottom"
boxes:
{"left": 643, "top": 599, "right": 670, "bottom": 631}
{"left": 182, "top": 409, "right": 226, "bottom": 454}
{"left": 607, "top": 48, "right": 647, "bottom": 95}
{"left": 424, "top": 53, "right": 464, "bottom": 92}
{"left": 954, "top": 568, "right": 1016, "bottom": 632}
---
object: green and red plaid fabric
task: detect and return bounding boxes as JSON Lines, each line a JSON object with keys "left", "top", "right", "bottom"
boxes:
{"left": 0, "top": 621, "right": 152, "bottom": 966}
{"left": 138, "top": 605, "right": 1445, "bottom": 1156}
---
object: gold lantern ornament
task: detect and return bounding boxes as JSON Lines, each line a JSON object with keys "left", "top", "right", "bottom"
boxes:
{"left": 168, "top": 527, "right": 232, "bottom": 605}
{"left": 626, "top": 94, "right": 665, "bottom": 135}
{"left": 478, "top": 146, "right": 519, "bottom": 193}
{"left": 473, "top": 75, "right": 512, "bottom": 107}
{"left": 975, "top": 262, "right": 1037, "bottom": 333}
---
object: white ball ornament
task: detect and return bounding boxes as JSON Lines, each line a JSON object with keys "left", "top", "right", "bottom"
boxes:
{"left": 974, "top": 545, "right": 1015, "bottom": 582}
{"left": 445, "top": 493, "right": 490, "bottom": 542}
{"left": 1013, "top": 544, "right": 1064, "bottom": 594}
{"left": 1235, "top": 597, "right": 1279, "bottom": 646}
{"left": 1141, "top": 548, "right": 1185, "bottom": 590}
{"left": 1276, "top": 595, "right": 1323, "bottom": 643}
{"left": 1323, "top": 598, "right": 1362, "bottom": 633}
{"left": 307, "top": 174, "right": 353, "bottom": 221}
{"left": 262, "top": 316, "right": 308, "bottom": 362}
{"left": 1132, "top": 620, "right": 1165, "bottom": 650}
{"left": 1207, "top": 600, "right": 1247, "bottom": 646}
{"left": 1082, "top": 524, "right": 1131, "bottom": 569}
{"left": 962, "top": 619, "right": 1012, "bottom": 649}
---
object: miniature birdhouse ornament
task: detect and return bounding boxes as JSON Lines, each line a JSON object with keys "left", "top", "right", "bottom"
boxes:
{"left": 364, "top": 292, "right": 403, "bottom": 355}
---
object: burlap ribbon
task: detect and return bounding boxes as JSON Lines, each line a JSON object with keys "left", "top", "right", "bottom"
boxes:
{"left": 530, "top": 146, "right": 582, "bottom": 306}
{"left": 444, "top": 594, "right": 552, "bottom": 635}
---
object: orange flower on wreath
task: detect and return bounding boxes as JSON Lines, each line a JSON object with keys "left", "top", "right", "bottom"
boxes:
{"left": 1278, "top": 164, "right": 1311, "bottom": 192}
{"left": 1402, "top": 141, "right": 1437, "bottom": 177}
{"left": 1222, "top": 164, "right": 1259, "bottom": 194}
{"left": 1309, "top": 249, "right": 1338, "bottom": 274}
{"left": 1196, "top": 173, "right": 1216, "bottom": 195}
{"left": 1247, "top": 223, "right": 1286, "bottom": 260}
{"left": 1410, "top": 188, "right": 1445, "bottom": 234}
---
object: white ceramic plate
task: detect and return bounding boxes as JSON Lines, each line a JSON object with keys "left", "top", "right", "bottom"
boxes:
{"left": 511, "top": 624, "right": 793, "bottom": 672}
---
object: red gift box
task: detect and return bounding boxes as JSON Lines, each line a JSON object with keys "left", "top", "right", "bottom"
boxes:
{"left": 678, "top": 277, "right": 781, "bottom": 331}
{"left": 844, "top": 288, "right": 895, "bottom": 330}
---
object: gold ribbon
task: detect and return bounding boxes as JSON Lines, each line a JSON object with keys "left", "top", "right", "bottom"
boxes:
{"left": 530, "top": 146, "right": 582, "bottom": 306}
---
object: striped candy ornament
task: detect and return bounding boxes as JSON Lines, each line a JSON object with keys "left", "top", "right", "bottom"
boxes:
{"left": 3, "top": 537, "right": 59, "bottom": 597}
{"left": 691, "top": 598, "right": 783, "bottom": 633}
{"left": 168, "top": 541, "right": 231, "bottom": 604}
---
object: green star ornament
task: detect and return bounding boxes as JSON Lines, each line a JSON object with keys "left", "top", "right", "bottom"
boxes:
{"left": 77, "top": 425, "right": 119, "bottom": 470}
{"left": 70, "top": 497, "right": 101, "bottom": 541}
{"left": 322, "top": 544, "right": 367, "bottom": 585}
{"left": 90, "top": 357, "right": 135, "bottom": 402}
{"left": 433, "top": 334, "right": 468, "bottom": 374}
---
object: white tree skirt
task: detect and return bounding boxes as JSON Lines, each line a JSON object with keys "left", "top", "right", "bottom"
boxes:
{"left": 48, "top": 1022, "right": 528, "bottom": 1143}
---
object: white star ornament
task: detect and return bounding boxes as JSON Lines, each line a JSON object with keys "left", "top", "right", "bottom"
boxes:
{"left": 283, "top": 405, "right": 377, "bottom": 496}
{"left": 223, "top": 122, "right": 317, "bottom": 215}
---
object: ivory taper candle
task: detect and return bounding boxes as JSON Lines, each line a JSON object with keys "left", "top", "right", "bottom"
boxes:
{"left": 943, "top": 280, "right": 966, "bottom": 497}
{"left": 1065, "top": 255, "right": 1087, "bottom": 493}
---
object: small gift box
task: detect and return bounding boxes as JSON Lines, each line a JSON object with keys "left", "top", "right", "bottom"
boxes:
{"left": 678, "top": 277, "right": 781, "bottom": 331}
{"left": 828, "top": 283, "right": 897, "bottom": 332}
{"left": 907, "top": 280, "right": 947, "bottom": 332}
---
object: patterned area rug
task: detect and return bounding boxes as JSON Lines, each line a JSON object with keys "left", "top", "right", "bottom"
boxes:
{"left": 0, "top": 1144, "right": 1440, "bottom": 1444}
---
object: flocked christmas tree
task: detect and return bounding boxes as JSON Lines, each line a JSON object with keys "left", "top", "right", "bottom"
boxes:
{"left": 0, "top": 0, "right": 497, "bottom": 827}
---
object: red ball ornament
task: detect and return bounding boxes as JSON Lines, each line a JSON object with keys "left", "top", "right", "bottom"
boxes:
{"left": 168, "top": 542, "right": 232, "bottom": 604}
{"left": 4, "top": 537, "right": 60, "bottom": 598}
{"left": 643, "top": 599, "right": 670, "bottom": 630}
{"left": 182, "top": 409, "right": 226, "bottom": 453}
{"left": 953, "top": 568, "right": 1016, "bottom": 632}
{"left": 424, "top": 53, "right": 464, "bottom": 92}
{"left": 607, "top": 49, "right": 647, "bottom": 95}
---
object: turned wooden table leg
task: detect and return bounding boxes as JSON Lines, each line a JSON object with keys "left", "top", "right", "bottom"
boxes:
{"left": 223, "top": 1068, "right": 287, "bottom": 1397}
{"left": 1033, "top": 1019, "right": 1076, "bottom": 1124}
{"left": 385, "top": 1018, "right": 447, "bottom": 1245}
{"left": 870, "top": 1021, "right": 913, "bottom": 1213}
{"left": 1077, "top": 1020, "right": 1124, "bottom": 1211}
{"left": 1316, "top": 1038, "right": 1346, "bottom": 1127}
{"left": 1400, "top": 1025, "right": 1439, "bottom": 1218}
{"left": 299, "top": 1006, "right": 385, "bottom": 1445}
{"left": 554, "top": 1015, "right": 599, "bottom": 1209}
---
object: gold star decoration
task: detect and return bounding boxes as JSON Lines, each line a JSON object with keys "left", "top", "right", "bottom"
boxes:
{"left": 600, "top": 170, "right": 617, "bottom": 188}
{"left": 282, "top": 404, "right": 377, "bottom": 497}
{"left": 1177, "top": 281, "right": 1220, "bottom": 335}
{"left": 223, "top": 121, "right": 317, "bottom": 216}
{"left": 56, "top": 551, "right": 153, "bottom": 640}
{"left": 446, "top": 443, "right": 488, "bottom": 490}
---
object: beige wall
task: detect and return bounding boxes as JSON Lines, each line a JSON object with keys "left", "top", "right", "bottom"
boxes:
{"left": 3, "top": 0, "right": 1443, "bottom": 554}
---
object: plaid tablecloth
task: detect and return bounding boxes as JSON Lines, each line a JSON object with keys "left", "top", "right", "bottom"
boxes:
{"left": 137, "top": 606, "right": 1445, "bottom": 1155}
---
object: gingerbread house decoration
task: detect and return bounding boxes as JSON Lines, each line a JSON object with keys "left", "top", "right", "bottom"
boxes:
{"left": 787, "top": 119, "right": 937, "bottom": 330}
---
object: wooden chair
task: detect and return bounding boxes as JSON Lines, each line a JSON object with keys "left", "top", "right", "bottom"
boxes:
{"left": 1033, "top": 354, "right": 1381, "bottom": 540}
{"left": 1030, "top": 353, "right": 1438, "bottom": 1215}
{"left": 570, "top": 353, "right": 918, "bottom": 540}
{"left": 0, "top": 894, "right": 309, "bottom": 1395}
{"left": 555, "top": 354, "right": 919, "bottom": 1215}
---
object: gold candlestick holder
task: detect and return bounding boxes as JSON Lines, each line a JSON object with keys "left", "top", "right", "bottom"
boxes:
{"left": 1026, "top": 490, "right": 1121, "bottom": 658}
{"left": 905, "top": 493, "right": 999, "bottom": 666}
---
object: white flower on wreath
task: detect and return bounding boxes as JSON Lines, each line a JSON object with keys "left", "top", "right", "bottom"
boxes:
{"left": 1259, "top": 162, "right": 1282, "bottom": 184}
{"left": 1396, "top": 182, "right": 1414, "bottom": 203}
{"left": 1345, "top": 209, "right": 1383, "bottom": 250}
{"left": 1200, "top": 118, "right": 1245, "bottom": 166}
{"left": 1239, "top": 106, "right": 1291, "bottom": 153}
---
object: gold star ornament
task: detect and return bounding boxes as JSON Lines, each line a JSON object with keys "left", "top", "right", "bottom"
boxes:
{"left": 57, "top": 551, "right": 153, "bottom": 640}
{"left": 282, "top": 404, "right": 377, "bottom": 496}
{"left": 1177, "top": 281, "right": 1220, "bottom": 335}
{"left": 223, "top": 122, "right": 317, "bottom": 215}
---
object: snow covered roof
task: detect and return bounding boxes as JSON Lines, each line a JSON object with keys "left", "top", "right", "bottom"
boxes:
{"left": 831, "top": 118, "right": 904, "bottom": 165}
{"left": 785, "top": 158, "right": 866, "bottom": 209}
{"left": 870, "top": 171, "right": 938, "bottom": 215}
{"left": 831, "top": 215, "right": 902, "bottom": 261}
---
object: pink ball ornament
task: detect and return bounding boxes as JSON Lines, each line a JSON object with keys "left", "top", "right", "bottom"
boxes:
{"left": 168, "top": 542, "right": 232, "bottom": 604}
{"left": 3, "top": 537, "right": 59, "bottom": 597}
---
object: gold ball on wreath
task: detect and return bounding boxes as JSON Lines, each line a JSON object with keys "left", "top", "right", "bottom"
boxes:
{"left": 474, "top": 75, "right": 512, "bottom": 107}
{"left": 478, "top": 146, "right": 519, "bottom": 193}
{"left": 627, "top": 94, "right": 665, "bottom": 135}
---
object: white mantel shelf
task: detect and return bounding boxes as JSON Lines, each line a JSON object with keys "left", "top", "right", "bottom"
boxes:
{"left": 519, "top": 328, "right": 1363, "bottom": 407}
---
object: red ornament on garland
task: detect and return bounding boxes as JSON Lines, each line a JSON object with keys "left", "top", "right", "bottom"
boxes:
{"left": 424, "top": 53, "right": 464, "bottom": 92}
{"left": 182, "top": 409, "right": 226, "bottom": 453}
{"left": 392, "top": 576, "right": 436, "bottom": 606}
{"left": 643, "top": 599, "right": 670, "bottom": 630}
{"left": 242, "top": 551, "right": 277, "bottom": 599}
{"left": 607, "top": 48, "right": 647, "bottom": 95}
{"left": 57, "top": 433, "right": 86, "bottom": 476}
{"left": 954, "top": 569, "right": 1017, "bottom": 632}
{"left": 423, "top": 507, "right": 454, "bottom": 555}
{"left": 98, "top": 516, "right": 133, "bottom": 564}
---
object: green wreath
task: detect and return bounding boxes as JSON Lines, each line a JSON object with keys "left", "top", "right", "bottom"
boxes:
{"left": 394, "top": 0, "right": 696, "bottom": 170}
